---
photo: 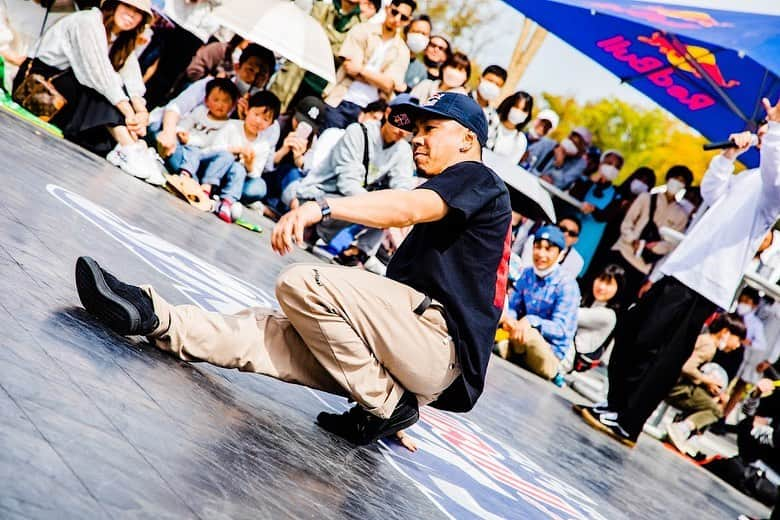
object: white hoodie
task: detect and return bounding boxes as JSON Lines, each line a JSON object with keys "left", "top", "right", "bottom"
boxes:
{"left": 661, "top": 122, "right": 780, "bottom": 309}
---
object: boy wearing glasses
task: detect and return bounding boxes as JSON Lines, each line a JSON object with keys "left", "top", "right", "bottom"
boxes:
{"left": 321, "top": 0, "right": 416, "bottom": 131}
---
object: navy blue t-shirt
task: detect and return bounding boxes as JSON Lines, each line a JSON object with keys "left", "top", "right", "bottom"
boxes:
{"left": 386, "top": 161, "right": 512, "bottom": 412}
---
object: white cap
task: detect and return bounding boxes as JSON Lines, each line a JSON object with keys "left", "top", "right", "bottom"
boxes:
{"left": 536, "top": 109, "right": 559, "bottom": 131}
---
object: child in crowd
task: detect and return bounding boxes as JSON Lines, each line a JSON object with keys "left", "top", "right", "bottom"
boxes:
{"left": 204, "top": 90, "right": 281, "bottom": 223}
{"left": 166, "top": 78, "right": 240, "bottom": 192}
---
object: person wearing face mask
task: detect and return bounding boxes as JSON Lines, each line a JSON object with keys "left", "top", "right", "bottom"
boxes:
{"left": 470, "top": 65, "right": 507, "bottom": 140}
{"left": 497, "top": 226, "right": 581, "bottom": 385}
{"left": 565, "top": 150, "right": 625, "bottom": 275}
{"left": 515, "top": 216, "right": 585, "bottom": 281}
{"left": 485, "top": 91, "right": 533, "bottom": 164}
{"left": 531, "top": 127, "right": 591, "bottom": 190}
{"left": 409, "top": 51, "right": 470, "bottom": 103}
{"left": 520, "top": 109, "right": 559, "bottom": 168}
{"left": 402, "top": 15, "right": 432, "bottom": 90}
{"left": 664, "top": 312, "right": 747, "bottom": 453}
{"left": 604, "top": 164, "right": 693, "bottom": 307}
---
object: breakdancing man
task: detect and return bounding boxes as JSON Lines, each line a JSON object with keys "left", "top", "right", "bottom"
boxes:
{"left": 75, "top": 93, "right": 512, "bottom": 445}
{"left": 579, "top": 97, "right": 780, "bottom": 447}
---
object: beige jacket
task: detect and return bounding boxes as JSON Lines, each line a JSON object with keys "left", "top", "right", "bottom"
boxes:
{"left": 680, "top": 334, "right": 717, "bottom": 385}
{"left": 324, "top": 21, "right": 410, "bottom": 107}
{"left": 612, "top": 191, "right": 689, "bottom": 274}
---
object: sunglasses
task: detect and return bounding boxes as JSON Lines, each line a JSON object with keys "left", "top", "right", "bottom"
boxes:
{"left": 427, "top": 41, "right": 448, "bottom": 52}
{"left": 559, "top": 226, "right": 579, "bottom": 237}
{"left": 389, "top": 7, "right": 411, "bottom": 22}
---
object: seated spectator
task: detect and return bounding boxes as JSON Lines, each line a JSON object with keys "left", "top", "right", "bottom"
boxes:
{"left": 497, "top": 225, "right": 581, "bottom": 384}
{"left": 202, "top": 91, "right": 282, "bottom": 223}
{"left": 514, "top": 216, "right": 585, "bottom": 280}
{"left": 270, "top": 0, "right": 363, "bottom": 113}
{"left": 255, "top": 96, "right": 327, "bottom": 216}
{"left": 568, "top": 150, "right": 625, "bottom": 274}
{"left": 665, "top": 312, "right": 747, "bottom": 452}
{"left": 184, "top": 35, "right": 249, "bottom": 84}
{"left": 409, "top": 51, "right": 470, "bottom": 103}
{"left": 151, "top": 44, "right": 278, "bottom": 160}
{"left": 485, "top": 91, "right": 533, "bottom": 164}
{"left": 402, "top": 15, "right": 432, "bottom": 90}
{"left": 737, "top": 377, "right": 780, "bottom": 475}
{"left": 288, "top": 98, "right": 416, "bottom": 265}
{"left": 470, "top": 65, "right": 507, "bottom": 142}
{"left": 162, "top": 78, "right": 239, "bottom": 181}
{"left": 321, "top": 0, "right": 414, "bottom": 131}
{"left": 567, "top": 264, "right": 625, "bottom": 372}
{"left": 530, "top": 127, "right": 591, "bottom": 190}
{"left": 12, "top": 0, "right": 161, "bottom": 178}
{"left": 520, "top": 108, "right": 559, "bottom": 169}
{"left": 605, "top": 165, "right": 693, "bottom": 306}
{"left": 584, "top": 166, "right": 656, "bottom": 282}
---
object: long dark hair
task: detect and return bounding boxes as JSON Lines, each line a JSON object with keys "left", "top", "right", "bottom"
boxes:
{"left": 582, "top": 264, "right": 625, "bottom": 311}
{"left": 101, "top": 0, "right": 151, "bottom": 72}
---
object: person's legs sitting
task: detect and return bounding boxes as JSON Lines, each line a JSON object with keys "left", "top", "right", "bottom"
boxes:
{"left": 507, "top": 327, "right": 560, "bottom": 380}
{"left": 242, "top": 177, "right": 268, "bottom": 206}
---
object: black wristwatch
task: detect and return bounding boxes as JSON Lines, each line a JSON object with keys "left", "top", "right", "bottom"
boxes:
{"left": 315, "top": 196, "right": 332, "bottom": 222}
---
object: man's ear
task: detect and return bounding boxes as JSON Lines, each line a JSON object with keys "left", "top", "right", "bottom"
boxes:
{"left": 460, "top": 130, "right": 478, "bottom": 153}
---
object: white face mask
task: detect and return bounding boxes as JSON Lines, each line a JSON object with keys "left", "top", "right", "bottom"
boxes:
{"left": 477, "top": 80, "right": 501, "bottom": 102}
{"left": 533, "top": 264, "right": 557, "bottom": 278}
{"left": 718, "top": 336, "right": 729, "bottom": 351}
{"left": 666, "top": 178, "right": 685, "bottom": 196}
{"left": 527, "top": 128, "right": 540, "bottom": 139}
{"left": 442, "top": 68, "right": 467, "bottom": 88}
{"left": 630, "top": 179, "right": 649, "bottom": 195}
{"left": 598, "top": 163, "right": 619, "bottom": 182}
{"left": 235, "top": 76, "right": 253, "bottom": 95}
{"left": 508, "top": 107, "right": 528, "bottom": 126}
{"left": 737, "top": 302, "right": 754, "bottom": 316}
{"left": 560, "top": 137, "right": 578, "bottom": 156}
{"left": 406, "top": 32, "right": 429, "bottom": 54}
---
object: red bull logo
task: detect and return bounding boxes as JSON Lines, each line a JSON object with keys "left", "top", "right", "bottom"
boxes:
{"left": 597, "top": 33, "right": 737, "bottom": 112}
{"left": 589, "top": 2, "right": 733, "bottom": 30}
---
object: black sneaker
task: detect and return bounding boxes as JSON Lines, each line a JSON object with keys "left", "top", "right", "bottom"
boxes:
{"left": 317, "top": 391, "right": 419, "bottom": 445}
{"left": 75, "top": 256, "right": 159, "bottom": 336}
{"left": 580, "top": 406, "right": 637, "bottom": 448}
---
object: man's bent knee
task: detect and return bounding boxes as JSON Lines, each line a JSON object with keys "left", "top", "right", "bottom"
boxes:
{"left": 275, "top": 263, "right": 318, "bottom": 301}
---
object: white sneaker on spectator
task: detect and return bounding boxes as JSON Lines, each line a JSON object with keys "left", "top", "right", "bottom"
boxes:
{"left": 143, "top": 146, "right": 167, "bottom": 186}
{"left": 666, "top": 421, "right": 692, "bottom": 453}
{"left": 363, "top": 255, "right": 386, "bottom": 276}
{"left": 107, "top": 142, "right": 150, "bottom": 180}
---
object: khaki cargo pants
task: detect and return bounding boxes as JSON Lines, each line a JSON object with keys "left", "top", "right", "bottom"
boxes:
{"left": 497, "top": 327, "right": 560, "bottom": 380}
{"left": 143, "top": 263, "right": 460, "bottom": 418}
{"left": 667, "top": 382, "right": 723, "bottom": 431}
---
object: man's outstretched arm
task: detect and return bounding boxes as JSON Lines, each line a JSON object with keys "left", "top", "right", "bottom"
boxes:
{"left": 271, "top": 189, "right": 448, "bottom": 255}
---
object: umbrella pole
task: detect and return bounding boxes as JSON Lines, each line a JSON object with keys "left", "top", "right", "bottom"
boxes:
{"left": 500, "top": 18, "right": 547, "bottom": 99}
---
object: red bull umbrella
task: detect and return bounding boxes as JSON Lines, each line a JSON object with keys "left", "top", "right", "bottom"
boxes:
{"left": 504, "top": 0, "right": 780, "bottom": 167}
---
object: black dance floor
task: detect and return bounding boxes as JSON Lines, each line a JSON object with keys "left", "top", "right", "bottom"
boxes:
{"left": 0, "top": 111, "right": 770, "bottom": 519}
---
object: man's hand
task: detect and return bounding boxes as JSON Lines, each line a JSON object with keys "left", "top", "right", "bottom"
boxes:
{"left": 755, "top": 378, "right": 775, "bottom": 396}
{"left": 156, "top": 130, "right": 178, "bottom": 158}
{"left": 756, "top": 360, "right": 772, "bottom": 374}
{"left": 176, "top": 130, "right": 190, "bottom": 145}
{"left": 764, "top": 96, "right": 780, "bottom": 123}
{"left": 237, "top": 94, "right": 249, "bottom": 120}
{"left": 343, "top": 59, "right": 363, "bottom": 78}
{"left": 723, "top": 131, "right": 755, "bottom": 160}
{"left": 581, "top": 202, "right": 595, "bottom": 215}
{"left": 701, "top": 375, "right": 723, "bottom": 396}
{"left": 125, "top": 112, "right": 146, "bottom": 136}
{"left": 271, "top": 201, "right": 322, "bottom": 255}
{"left": 553, "top": 146, "right": 566, "bottom": 167}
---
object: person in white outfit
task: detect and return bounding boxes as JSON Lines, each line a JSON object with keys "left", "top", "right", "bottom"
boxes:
{"left": 579, "top": 97, "right": 780, "bottom": 447}
{"left": 12, "top": 0, "right": 165, "bottom": 184}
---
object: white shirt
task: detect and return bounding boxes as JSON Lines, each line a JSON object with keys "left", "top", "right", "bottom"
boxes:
{"left": 489, "top": 124, "right": 528, "bottom": 164}
{"left": 176, "top": 105, "right": 230, "bottom": 149}
{"left": 661, "top": 122, "right": 780, "bottom": 309}
{"left": 33, "top": 8, "right": 144, "bottom": 105}
{"left": 343, "top": 38, "right": 393, "bottom": 107}
{"left": 738, "top": 310, "right": 768, "bottom": 384}
{"left": 205, "top": 120, "right": 280, "bottom": 178}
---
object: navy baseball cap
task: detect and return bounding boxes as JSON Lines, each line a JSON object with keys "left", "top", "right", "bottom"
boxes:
{"left": 534, "top": 225, "right": 566, "bottom": 250}
{"left": 389, "top": 92, "right": 489, "bottom": 146}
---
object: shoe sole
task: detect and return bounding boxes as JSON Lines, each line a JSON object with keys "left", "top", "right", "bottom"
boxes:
{"left": 666, "top": 423, "right": 689, "bottom": 453}
{"left": 75, "top": 256, "right": 140, "bottom": 335}
{"left": 581, "top": 408, "right": 636, "bottom": 448}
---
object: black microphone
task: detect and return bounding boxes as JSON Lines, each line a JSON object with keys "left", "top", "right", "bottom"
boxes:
{"left": 703, "top": 135, "right": 758, "bottom": 151}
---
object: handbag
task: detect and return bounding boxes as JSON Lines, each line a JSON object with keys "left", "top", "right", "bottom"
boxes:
{"left": 12, "top": 3, "right": 68, "bottom": 122}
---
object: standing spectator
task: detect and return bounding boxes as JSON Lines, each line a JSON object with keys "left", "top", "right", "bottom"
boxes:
{"left": 531, "top": 127, "right": 591, "bottom": 190}
{"left": 665, "top": 313, "right": 747, "bottom": 452}
{"left": 12, "top": 0, "right": 162, "bottom": 178}
{"left": 270, "top": 0, "right": 363, "bottom": 113}
{"left": 410, "top": 51, "right": 470, "bottom": 103}
{"left": 567, "top": 150, "right": 625, "bottom": 275}
{"left": 320, "top": 0, "right": 414, "bottom": 130}
{"left": 515, "top": 216, "right": 585, "bottom": 281}
{"left": 402, "top": 15, "right": 431, "bottom": 90}
{"left": 142, "top": 0, "right": 223, "bottom": 108}
{"left": 289, "top": 100, "right": 416, "bottom": 264}
{"left": 470, "top": 65, "right": 507, "bottom": 142}
{"left": 498, "top": 225, "right": 581, "bottom": 385}
{"left": 485, "top": 91, "right": 533, "bottom": 164}
{"left": 577, "top": 105, "right": 780, "bottom": 448}
{"left": 604, "top": 165, "right": 692, "bottom": 305}
{"left": 521, "top": 108, "right": 559, "bottom": 169}
{"left": 585, "top": 167, "right": 656, "bottom": 282}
